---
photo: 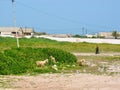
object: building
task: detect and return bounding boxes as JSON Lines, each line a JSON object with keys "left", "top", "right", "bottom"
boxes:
{"left": 98, "top": 32, "right": 120, "bottom": 38}
{"left": 86, "top": 34, "right": 98, "bottom": 38}
{"left": 0, "top": 27, "right": 34, "bottom": 38}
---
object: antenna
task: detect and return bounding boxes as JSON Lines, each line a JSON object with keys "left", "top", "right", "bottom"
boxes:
{"left": 12, "top": 0, "right": 20, "bottom": 48}
{"left": 82, "top": 27, "right": 85, "bottom": 36}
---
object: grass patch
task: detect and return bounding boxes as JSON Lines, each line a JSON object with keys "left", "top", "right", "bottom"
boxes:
{"left": 0, "top": 37, "right": 120, "bottom": 53}
{"left": 0, "top": 47, "right": 77, "bottom": 75}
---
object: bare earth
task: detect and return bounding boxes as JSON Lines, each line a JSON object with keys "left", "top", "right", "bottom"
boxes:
{"left": 0, "top": 73, "right": 120, "bottom": 90}
{"left": 0, "top": 53, "right": 120, "bottom": 90}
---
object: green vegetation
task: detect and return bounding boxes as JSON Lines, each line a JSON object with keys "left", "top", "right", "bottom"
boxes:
{"left": 0, "top": 37, "right": 120, "bottom": 53}
{"left": 0, "top": 37, "right": 120, "bottom": 75}
{"left": 73, "top": 34, "right": 87, "bottom": 38}
{"left": 112, "top": 31, "right": 120, "bottom": 39}
{"left": 0, "top": 47, "right": 77, "bottom": 75}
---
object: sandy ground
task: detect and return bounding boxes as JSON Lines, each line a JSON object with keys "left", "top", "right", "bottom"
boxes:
{"left": 0, "top": 73, "right": 120, "bottom": 90}
{"left": 38, "top": 36, "right": 120, "bottom": 44}
{"left": 0, "top": 53, "right": 120, "bottom": 90}
{"left": 0, "top": 48, "right": 120, "bottom": 90}
{"left": 73, "top": 52, "right": 120, "bottom": 56}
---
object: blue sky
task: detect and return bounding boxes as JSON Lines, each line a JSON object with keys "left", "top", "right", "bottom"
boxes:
{"left": 0, "top": 0, "right": 120, "bottom": 34}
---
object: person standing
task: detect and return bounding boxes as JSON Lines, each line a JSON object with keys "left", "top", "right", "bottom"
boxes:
{"left": 95, "top": 45, "right": 99, "bottom": 54}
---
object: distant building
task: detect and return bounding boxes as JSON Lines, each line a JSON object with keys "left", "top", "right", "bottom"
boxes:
{"left": 0, "top": 27, "right": 34, "bottom": 38}
{"left": 98, "top": 32, "right": 112, "bottom": 38}
{"left": 98, "top": 32, "right": 120, "bottom": 38}
{"left": 86, "top": 34, "right": 98, "bottom": 38}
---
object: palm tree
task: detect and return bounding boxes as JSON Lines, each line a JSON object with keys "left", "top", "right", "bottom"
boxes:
{"left": 112, "top": 31, "right": 119, "bottom": 39}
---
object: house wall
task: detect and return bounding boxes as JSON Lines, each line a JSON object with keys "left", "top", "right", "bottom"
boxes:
{"left": 99, "top": 32, "right": 113, "bottom": 38}
{"left": 98, "top": 32, "right": 120, "bottom": 38}
{"left": 0, "top": 27, "right": 34, "bottom": 38}
{"left": 1, "top": 32, "right": 12, "bottom": 35}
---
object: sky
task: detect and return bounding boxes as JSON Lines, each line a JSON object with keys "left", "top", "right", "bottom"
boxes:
{"left": 0, "top": 0, "right": 120, "bottom": 35}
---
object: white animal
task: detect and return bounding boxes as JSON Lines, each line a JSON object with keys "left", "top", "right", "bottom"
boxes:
{"left": 36, "top": 59, "right": 48, "bottom": 67}
{"left": 78, "top": 59, "right": 86, "bottom": 66}
{"left": 50, "top": 56, "right": 56, "bottom": 63}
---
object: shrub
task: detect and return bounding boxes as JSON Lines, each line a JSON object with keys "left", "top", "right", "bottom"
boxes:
{"left": 41, "top": 48, "right": 77, "bottom": 63}
{"left": 0, "top": 47, "right": 77, "bottom": 75}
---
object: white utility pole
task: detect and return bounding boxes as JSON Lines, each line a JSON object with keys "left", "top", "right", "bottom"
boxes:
{"left": 12, "top": 0, "right": 19, "bottom": 48}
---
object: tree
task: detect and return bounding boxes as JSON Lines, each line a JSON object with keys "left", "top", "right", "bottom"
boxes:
{"left": 112, "top": 31, "right": 119, "bottom": 39}
{"left": 73, "top": 34, "right": 81, "bottom": 38}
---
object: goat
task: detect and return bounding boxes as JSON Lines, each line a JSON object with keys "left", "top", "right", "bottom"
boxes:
{"left": 77, "top": 59, "right": 86, "bottom": 66}
{"left": 50, "top": 56, "right": 56, "bottom": 63}
{"left": 36, "top": 59, "right": 48, "bottom": 67}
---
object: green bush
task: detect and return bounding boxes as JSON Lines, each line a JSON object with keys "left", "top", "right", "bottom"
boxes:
{"left": 41, "top": 48, "right": 77, "bottom": 63}
{"left": 0, "top": 48, "right": 77, "bottom": 75}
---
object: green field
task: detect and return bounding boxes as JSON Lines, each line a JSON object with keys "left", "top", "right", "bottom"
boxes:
{"left": 0, "top": 37, "right": 120, "bottom": 53}
{"left": 0, "top": 37, "right": 120, "bottom": 75}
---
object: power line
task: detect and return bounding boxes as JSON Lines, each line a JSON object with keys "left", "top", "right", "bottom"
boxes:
{"left": 15, "top": 0, "right": 116, "bottom": 30}
{"left": 15, "top": 1, "right": 83, "bottom": 24}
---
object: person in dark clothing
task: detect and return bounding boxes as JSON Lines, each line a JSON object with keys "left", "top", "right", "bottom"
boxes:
{"left": 95, "top": 45, "right": 99, "bottom": 54}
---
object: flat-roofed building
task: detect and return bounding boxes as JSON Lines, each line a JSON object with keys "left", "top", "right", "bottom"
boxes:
{"left": 0, "top": 27, "right": 34, "bottom": 38}
{"left": 98, "top": 32, "right": 120, "bottom": 38}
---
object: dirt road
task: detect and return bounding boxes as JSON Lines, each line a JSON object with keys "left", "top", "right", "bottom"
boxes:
{"left": 0, "top": 53, "right": 120, "bottom": 90}
{"left": 0, "top": 73, "right": 120, "bottom": 90}
{"left": 73, "top": 52, "right": 120, "bottom": 56}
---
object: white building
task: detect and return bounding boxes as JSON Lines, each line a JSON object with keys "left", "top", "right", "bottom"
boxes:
{"left": 98, "top": 32, "right": 120, "bottom": 38}
{"left": 0, "top": 27, "right": 34, "bottom": 38}
{"left": 86, "top": 34, "right": 98, "bottom": 38}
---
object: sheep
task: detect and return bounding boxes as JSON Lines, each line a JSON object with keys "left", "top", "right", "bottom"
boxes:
{"left": 50, "top": 56, "right": 56, "bottom": 63}
{"left": 36, "top": 59, "right": 48, "bottom": 67}
{"left": 77, "top": 59, "right": 86, "bottom": 66}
